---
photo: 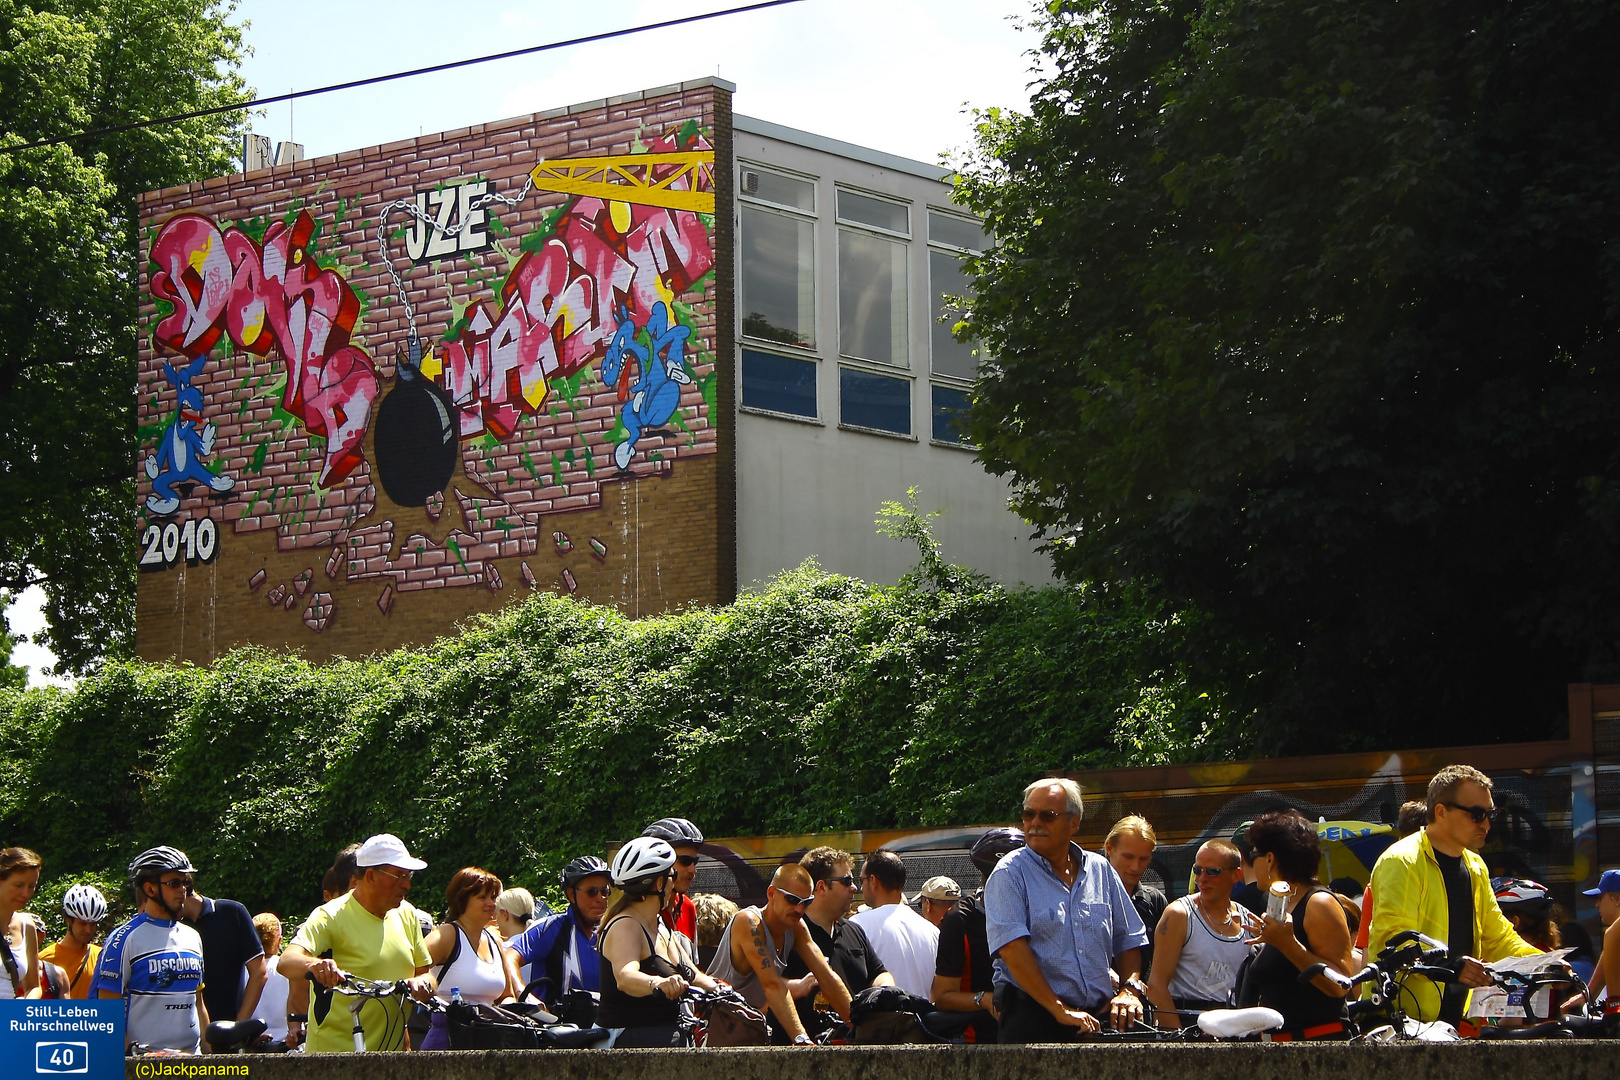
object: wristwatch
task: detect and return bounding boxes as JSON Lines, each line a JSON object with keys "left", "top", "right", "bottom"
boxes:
{"left": 286, "top": 1013, "right": 308, "bottom": 1023}
{"left": 793, "top": 1033, "right": 813, "bottom": 1046}
{"left": 973, "top": 991, "right": 987, "bottom": 1009}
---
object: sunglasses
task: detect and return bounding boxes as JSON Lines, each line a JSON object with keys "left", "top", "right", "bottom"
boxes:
{"left": 675, "top": 855, "right": 699, "bottom": 867}
{"left": 159, "top": 877, "right": 194, "bottom": 891}
{"left": 1191, "top": 866, "right": 1234, "bottom": 878}
{"left": 1443, "top": 801, "right": 1500, "bottom": 825}
{"left": 578, "top": 886, "right": 612, "bottom": 899}
{"left": 371, "top": 867, "right": 413, "bottom": 884}
{"left": 777, "top": 889, "right": 814, "bottom": 908}
{"left": 825, "top": 875, "right": 856, "bottom": 888}
{"left": 1020, "top": 808, "right": 1072, "bottom": 824}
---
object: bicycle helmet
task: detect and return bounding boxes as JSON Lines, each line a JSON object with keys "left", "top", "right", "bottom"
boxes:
{"left": 62, "top": 884, "right": 107, "bottom": 923}
{"left": 1492, "top": 876, "right": 1553, "bottom": 912}
{"left": 561, "top": 855, "right": 611, "bottom": 890}
{"left": 641, "top": 817, "right": 704, "bottom": 847}
{"left": 970, "top": 827, "right": 1026, "bottom": 878}
{"left": 128, "top": 846, "right": 196, "bottom": 887}
{"left": 611, "top": 836, "right": 677, "bottom": 894}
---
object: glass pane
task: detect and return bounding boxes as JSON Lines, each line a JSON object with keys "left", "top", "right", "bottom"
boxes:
{"left": 928, "top": 211, "right": 989, "bottom": 252}
{"left": 932, "top": 384, "right": 972, "bottom": 444}
{"left": 742, "top": 167, "right": 815, "bottom": 212}
{"left": 837, "top": 190, "right": 909, "bottom": 235}
{"left": 840, "top": 367, "right": 911, "bottom": 435}
{"left": 741, "top": 205, "right": 815, "bottom": 348}
{"left": 839, "top": 229, "right": 909, "bottom": 365}
{"left": 742, "top": 348, "right": 817, "bottom": 418}
{"left": 930, "top": 250, "right": 977, "bottom": 380}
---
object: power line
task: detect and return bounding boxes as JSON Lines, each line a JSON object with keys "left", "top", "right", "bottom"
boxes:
{"left": 1, "top": 0, "right": 806, "bottom": 155}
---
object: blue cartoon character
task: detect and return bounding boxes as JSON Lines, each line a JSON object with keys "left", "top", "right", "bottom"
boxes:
{"left": 600, "top": 301, "right": 693, "bottom": 470}
{"left": 144, "top": 354, "right": 235, "bottom": 515}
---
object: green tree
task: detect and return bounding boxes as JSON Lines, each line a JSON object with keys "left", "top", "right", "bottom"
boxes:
{"left": 0, "top": 1, "right": 249, "bottom": 673}
{"left": 0, "top": 595, "right": 29, "bottom": 689}
{"left": 955, "top": 0, "right": 1620, "bottom": 750}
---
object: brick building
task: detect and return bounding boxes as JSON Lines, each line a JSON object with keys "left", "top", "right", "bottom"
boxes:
{"left": 134, "top": 78, "right": 1048, "bottom": 664}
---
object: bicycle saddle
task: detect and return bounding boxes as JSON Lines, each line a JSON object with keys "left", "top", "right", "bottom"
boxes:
{"left": 1197, "top": 1007, "right": 1285, "bottom": 1039}
{"left": 538, "top": 1024, "right": 612, "bottom": 1049}
{"left": 205, "top": 1018, "right": 267, "bottom": 1051}
{"left": 921, "top": 1010, "right": 984, "bottom": 1038}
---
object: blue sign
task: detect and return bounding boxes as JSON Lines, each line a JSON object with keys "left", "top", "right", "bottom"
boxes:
{"left": 0, "top": 1000, "right": 123, "bottom": 1080}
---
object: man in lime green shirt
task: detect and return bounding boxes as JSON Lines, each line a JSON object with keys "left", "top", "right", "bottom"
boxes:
{"left": 1365, "top": 765, "right": 1537, "bottom": 1023}
{"left": 280, "top": 834, "right": 434, "bottom": 1051}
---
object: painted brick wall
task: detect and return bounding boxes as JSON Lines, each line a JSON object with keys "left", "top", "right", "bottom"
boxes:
{"left": 134, "top": 81, "right": 735, "bottom": 664}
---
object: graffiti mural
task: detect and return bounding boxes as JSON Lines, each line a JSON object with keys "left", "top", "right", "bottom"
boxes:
{"left": 135, "top": 89, "right": 724, "bottom": 654}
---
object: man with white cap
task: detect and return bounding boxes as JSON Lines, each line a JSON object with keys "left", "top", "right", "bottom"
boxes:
{"left": 280, "top": 833, "right": 435, "bottom": 1051}
{"left": 918, "top": 877, "right": 960, "bottom": 929}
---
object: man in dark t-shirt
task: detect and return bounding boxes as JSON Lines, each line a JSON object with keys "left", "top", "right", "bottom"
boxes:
{"left": 1106, "top": 815, "right": 1168, "bottom": 977}
{"left": 181, "top": 890, "right": 266, "bottom": 1024}
{"left": 788, "top": 846, "right": 893, "bottom": 1037}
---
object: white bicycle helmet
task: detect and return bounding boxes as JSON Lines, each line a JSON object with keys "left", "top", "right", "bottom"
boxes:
{"left": 62, "top": 884, "right": 107, "bottom": 923}
{"left": 611, "top": 836, "right": 676, "bottom": 888}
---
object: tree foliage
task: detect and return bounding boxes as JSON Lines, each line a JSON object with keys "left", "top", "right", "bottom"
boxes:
{"left": 0, "top": 1, "right": 249, "bottom": 673}
{"left": 955, "top": 0, "right": 1620, "bottom": 749}
{"left": 0, "top": 562, "right": 1229, "bottom": 920}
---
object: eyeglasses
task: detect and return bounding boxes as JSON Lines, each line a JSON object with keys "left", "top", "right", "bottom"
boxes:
{"left": 578, "top": 886, "right": 611, "bottom": 899}
{"left": 776, "top": 889, "right": 814, "bottom": 908}
{"left": 1020, "top": 808, "right": 1072, "bottom": 824}
{"left": 1191, "top": 866, "right": 1234, "bottom": 877}
{"left": 825, "top": 875, "right": 855, "bottom": 888}
{"left": 1442, "top": 801, "right": 1500, "bottom": 825}
{"left": 675, "top": 855, "right": 699, "bottom": 867}
{"left": 159, "top": 877, "right": 194, "bottom": 891}
{"left": 371, "top": 867, "right": 413, "bottom": 884}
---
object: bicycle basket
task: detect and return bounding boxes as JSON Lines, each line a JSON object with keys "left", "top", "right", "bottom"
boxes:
{"left": 446, "top": 1000, "right": 546, "bottom": 1050}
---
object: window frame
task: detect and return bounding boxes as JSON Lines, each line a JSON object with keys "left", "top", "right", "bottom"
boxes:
{"left": 738, "top": 162, "right": 820, "bottom": 352}
{"left": 836, "top": 362, "right": 916, "bottom": 441}
{"left": 739, "top": 345, "right": 823, "bottom": 425}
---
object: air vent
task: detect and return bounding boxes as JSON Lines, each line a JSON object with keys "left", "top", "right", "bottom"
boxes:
{"left": 741, "top": 170, "right": 760, "bottom": 195}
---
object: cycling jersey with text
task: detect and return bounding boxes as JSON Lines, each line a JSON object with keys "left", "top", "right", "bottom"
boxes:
{"left": 92, "top": 913, "right": 205, "bottom": 1052}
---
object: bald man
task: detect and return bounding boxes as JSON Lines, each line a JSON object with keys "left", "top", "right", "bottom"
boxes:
{"left": 708, "top": 864, "right": 853, "bottom": 1045}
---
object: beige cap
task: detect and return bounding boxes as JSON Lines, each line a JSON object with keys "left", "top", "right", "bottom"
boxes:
{"left": 920, "top": 876, "right": 961, "bottom": 901}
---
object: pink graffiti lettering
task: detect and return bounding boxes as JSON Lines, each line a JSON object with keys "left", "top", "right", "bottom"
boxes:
{"left": 149, "top": 211, "right": 380, "bottom": 488}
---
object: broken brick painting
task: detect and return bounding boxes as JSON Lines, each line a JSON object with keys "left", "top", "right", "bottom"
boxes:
{"left": 135, "top": 90, "right": 723, "bottom": 654}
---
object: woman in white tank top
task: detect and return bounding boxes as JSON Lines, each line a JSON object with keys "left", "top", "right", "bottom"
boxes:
{"left": 1143, "top": 841, "right": 1257, "bottom": 1029}
{"left": 420, "top": 867, "right": 521, "bottom": 1049}
{"left": 0, "top": 848, "right": 43, "bottom": 999}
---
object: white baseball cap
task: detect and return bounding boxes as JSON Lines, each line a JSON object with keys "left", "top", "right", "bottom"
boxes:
{"left": 354, "top": 833, "right": 427, "bottom": 871}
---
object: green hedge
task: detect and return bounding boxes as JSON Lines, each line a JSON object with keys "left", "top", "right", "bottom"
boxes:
{"left": 0, "top": 559, "right": 1232, "bottom": 927}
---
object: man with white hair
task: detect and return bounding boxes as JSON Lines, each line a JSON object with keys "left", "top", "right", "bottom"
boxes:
{"left": 985, "top": 778, "right": 1147, "bottom": 1042}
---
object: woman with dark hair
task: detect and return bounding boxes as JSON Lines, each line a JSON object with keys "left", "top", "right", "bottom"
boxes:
{"left": 420, "top": 867, "right": 520, "bottom": 1049}
{"left": 1242, "top": 811, "right": 1356, "bottom": 1039}
{"left": 0, "top": 848, "right": 42, "bottom": 1000}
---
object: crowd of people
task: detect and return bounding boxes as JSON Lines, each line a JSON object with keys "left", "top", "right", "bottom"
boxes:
{"left": 2, "top": 763, "right": 1617, "bottom": 1050}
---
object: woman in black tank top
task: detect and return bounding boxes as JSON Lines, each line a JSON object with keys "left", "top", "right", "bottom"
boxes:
{"left": 1243, "top": 812, "right": 1357, "bottom": 1038}
{"left": 597, "top": 838, "right": 721, "bottom": 1047}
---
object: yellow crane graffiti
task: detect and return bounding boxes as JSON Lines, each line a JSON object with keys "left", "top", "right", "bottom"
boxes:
{"left": 527, "top": 151, "right": 715, "bottom": 214}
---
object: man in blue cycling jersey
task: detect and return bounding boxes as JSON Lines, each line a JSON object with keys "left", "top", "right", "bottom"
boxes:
{"left": 94, "top": 847, "right": 210, "bottom": 1053}
{"left": 507, "top": 856, "right": 610, "bottom": 1003}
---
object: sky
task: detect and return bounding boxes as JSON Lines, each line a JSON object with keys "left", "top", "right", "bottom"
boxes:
{"left": 7, "top": 0, "right": 1048, "bottom": 688}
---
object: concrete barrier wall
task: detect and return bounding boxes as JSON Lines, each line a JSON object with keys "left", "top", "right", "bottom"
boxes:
{"left": 126, "top": 1042, "right": 1618, "bottom": 1080}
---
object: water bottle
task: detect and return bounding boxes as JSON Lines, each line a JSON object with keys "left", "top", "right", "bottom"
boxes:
{"left": 450, "top": 986, "right": 464, "bottom": 1005}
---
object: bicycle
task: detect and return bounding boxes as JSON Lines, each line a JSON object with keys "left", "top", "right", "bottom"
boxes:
{"left": 1299, "top": 929, "right": 1463, "bottom": 1042}
{"left": 678, "top": 986, "right": 768, "bottom": 1047}
{"left": 326, "top": 974, "right": 432, "bottom": 1052}
{"left": 204, "top": 1017, "right": 292, "bottom": 1054}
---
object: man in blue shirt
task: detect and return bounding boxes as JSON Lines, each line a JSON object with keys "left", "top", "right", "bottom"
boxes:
{"left": 985, "top": 778, "right": 1148, "bottom": 1043}
{"left": 506, "top": 856, "right": 610, "bottom": 1003}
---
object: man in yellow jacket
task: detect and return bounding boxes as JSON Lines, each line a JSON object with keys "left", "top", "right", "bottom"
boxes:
{"left": 1366, "top": 764, "right": 1538, "bottom": 1022}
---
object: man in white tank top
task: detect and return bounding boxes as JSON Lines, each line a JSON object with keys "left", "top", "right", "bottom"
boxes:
{"left": 1143, "top": 839, "right": 1256, "bottom": 1029}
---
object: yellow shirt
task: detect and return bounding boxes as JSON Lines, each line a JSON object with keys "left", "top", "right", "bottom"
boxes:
{"left": 291, "top": 894, "right": 430, "bottom": 1052}
{"left": 38, "top": 940, "right": 100, "bottom": 999}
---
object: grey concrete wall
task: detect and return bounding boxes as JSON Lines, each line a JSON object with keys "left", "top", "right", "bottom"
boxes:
{"left": 130, "top": 1042, "right": 1618, "bottom": 1080}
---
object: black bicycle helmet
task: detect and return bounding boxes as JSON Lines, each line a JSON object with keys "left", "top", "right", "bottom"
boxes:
{"left": 970, "top": 827, "right": 1026, "bottom": 878}
{"left": 641, "top": 817, "right": 704, "bottom": 846}
{"left": 560, "top": 855, "right": 611, "bottom": 890}
{"left": 128, "top": 845, "right": 196, "bottom": 887}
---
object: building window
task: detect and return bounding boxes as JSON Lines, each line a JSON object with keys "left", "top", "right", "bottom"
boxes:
{"left": 931, "top": 384, "right": 972, "bottom": 444}
{"left": 838, "top": 190, "right": 909, "bottom": 236}
{"left": 742, "top": 348, "right": 818, "bottom": 419}
{"left": 840, "top": 366, "right": 911, "bottom": 436}
{"left": 740, "top": 166, "right": 817, "bottom": 349}
{"left": 928, "top": 210, "right": 989, "bottom": 381}
{"left": 837, "top": 189, "right": 910, "bottom": 367}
